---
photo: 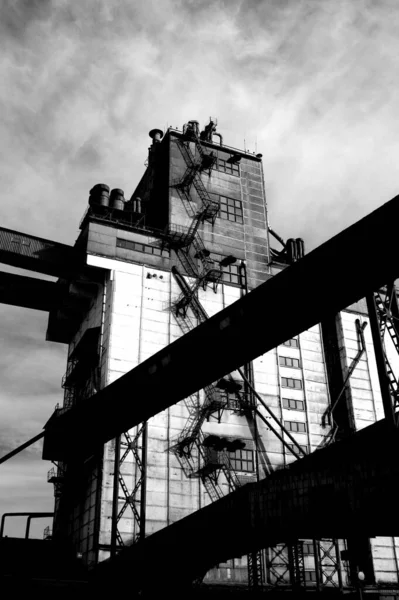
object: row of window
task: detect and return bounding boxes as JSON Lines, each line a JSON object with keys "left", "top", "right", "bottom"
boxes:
{"left": 284, "top": 420, "right": 307, "bottom": 433}
{"left": 213, "top": 157, "right": 240, "bottom": 176}
{"left": 281, "top": 377, "right": 302, "bottom": 389}
{"left": 116, "top": 238, "right": 170, "bottom": 257}
{"left": 282, "top": 398, "right": 305, "bottom": 411}
{"left": 228, "top": 448, "right": 254, "bottom": 472}
{"left": 279, "top": 356, "right": 301, "bottom": 369}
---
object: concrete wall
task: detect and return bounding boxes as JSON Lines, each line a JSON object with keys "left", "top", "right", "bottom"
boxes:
{"left": 56, "top": 274, "right": 105, "bottom": 566}
{"left": 336, "top": 310, "right": 399, "bottom": 584}
{"left": 168, "top": 133, "right": 271, "bottom": 289}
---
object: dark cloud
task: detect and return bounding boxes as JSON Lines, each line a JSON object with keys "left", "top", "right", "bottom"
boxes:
{"left": 0, "top": 0, "right": 53, "bottom": 41}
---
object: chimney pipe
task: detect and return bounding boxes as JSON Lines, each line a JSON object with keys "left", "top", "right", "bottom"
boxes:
{"left": 149, "top": 129, "right": 163, "bottom": 145}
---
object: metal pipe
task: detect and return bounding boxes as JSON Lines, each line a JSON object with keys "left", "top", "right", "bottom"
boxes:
{"left": 139, "top": 422, "right": 148, "bottom": 542}
{"left": 110, "top": 435, "right": 121, "bottom": 558}
{"left": 365, "top": 293, "right": 396, "bottom": 426}
{"left": 239, "top": 261, "right": 261, "bottom": 480}
{"left": 0, "top": 431, "right": 45, "bottom": 466}
{"left": 213, "top": 132, "right": 223, "bottom": 146}
{"left": 324, "top": 320, "right": 368, "bottom": 426}
{"left": 267, "top": 227, "right": 286, "bottom": 249}
{"left": 313, "top": 540, "right": 322, "bottom": 592}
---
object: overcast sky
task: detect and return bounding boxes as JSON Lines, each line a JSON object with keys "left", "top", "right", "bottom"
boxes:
{"left": 1, "top": 0, "right": 399, "bottom": 537}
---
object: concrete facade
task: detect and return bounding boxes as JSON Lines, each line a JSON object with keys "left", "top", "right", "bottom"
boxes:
{"left": 50, "top": 123, "right": 399, "bottom": 593}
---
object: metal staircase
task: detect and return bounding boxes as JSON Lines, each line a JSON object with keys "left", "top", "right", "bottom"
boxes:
{"left": 374, "top": 284, "right": 399, "bottom": 410}
{"left": 167, "top": 123, "right": 265, "bottom": 587}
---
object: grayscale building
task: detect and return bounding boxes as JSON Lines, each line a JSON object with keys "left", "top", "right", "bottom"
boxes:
{"left": 44, "top": 119, "right": 399, "bottom": 595}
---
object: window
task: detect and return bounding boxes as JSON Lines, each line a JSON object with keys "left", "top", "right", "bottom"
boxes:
{"left": 117, "top": 238, "right": 170, "bottom": 257}
{"left": 210, "top": 252, "right": 241, "bottom": 286}
{"left": 281, "top": 377, "right": 303, "bottom": 389}
{"left": 279, "top": 356, "right": 301, "bottom": 369}
{"left": 287, "top": 443, "right": 309, "bottom": 455}
{"left": 304, "top": 571, "right": 317, "bottom": 583}
{"left": 282, "top": 398, "right": 305, "bottom": 411}
{"left": 283, "top": 338, "right": 299, "bottom": 348}
{"left": 302, "top": 542, "right": 314, "bottom": 555}
{"left": 213, "top": 157, "right": 240, "bottom": 176}
{"left": 219, "top": 196, "right": 244, "bottom": 224}
{"left": 284, "top": 420, "right": 307, "bottom": 433}
{"left": 228, "top": 448, "right": 254, "bottom": 472}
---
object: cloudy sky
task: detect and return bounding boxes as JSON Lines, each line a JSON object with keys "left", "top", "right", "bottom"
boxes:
{"left": 1, "top": 0, "right": 399, "bottom": 537}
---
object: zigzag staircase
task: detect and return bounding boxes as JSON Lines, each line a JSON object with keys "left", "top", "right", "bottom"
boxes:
{"left": 164, "top": 125, "right": 264, "bottom": 586}
{"left": 375, "top": 283, "right": 399, "bottom": 410}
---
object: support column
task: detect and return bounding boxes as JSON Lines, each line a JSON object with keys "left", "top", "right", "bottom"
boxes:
{"left": 366, "top": 293, "right": 396, "bottom": 426}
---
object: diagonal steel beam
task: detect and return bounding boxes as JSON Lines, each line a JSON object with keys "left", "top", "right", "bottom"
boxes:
{"left": 43, "top": 195, "right": 399, "bottom": 461}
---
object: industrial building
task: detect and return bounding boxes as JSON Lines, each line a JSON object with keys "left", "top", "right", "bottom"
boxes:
{"left": 1, "top": 118, "right": 399, "bottom": 597}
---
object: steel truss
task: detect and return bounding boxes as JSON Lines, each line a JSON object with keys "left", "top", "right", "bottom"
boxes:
{"left": 267, "top": 539, "right": 343, "bottom": 591}
{"left": 314, "top": 539, "right": 343, "bottom": 591}
{"left": 111, "top": 424, "right": 147, "bottom": 551}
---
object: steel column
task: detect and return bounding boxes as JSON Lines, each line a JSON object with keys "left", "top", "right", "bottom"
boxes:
{"left": 366, "top": 293, "right": 396, "bottom": 426}
{"left": 139, "top": 422, "right": 148, "bottom": 542}
{"left": 110, "top": 435, "right": 121, "bottom": 558}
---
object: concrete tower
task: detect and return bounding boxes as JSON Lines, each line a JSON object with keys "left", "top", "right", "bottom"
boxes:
{"left": 45, "top": 120, "right": 399, "bottom": 593}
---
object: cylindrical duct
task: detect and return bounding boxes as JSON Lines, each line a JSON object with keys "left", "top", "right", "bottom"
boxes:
{"left": 296, "top": 238, "right": 305, "bottom": 260}
{"left": 188, "top": 120, "right": 200, "bottom": 136}
{"left": 110, "top": 188, "right": 125, "bottom": 211}
{"left": 286, "top": 238, "right": 297, "bottom": 264}
{"left": 134, "top": 197, "right": 142, "bottom": 213}
{"left": 89, "top": 184, "right": 110, "bottom": 207}
{"left": 149, "top": 129, "right": 163, "bottom": 145}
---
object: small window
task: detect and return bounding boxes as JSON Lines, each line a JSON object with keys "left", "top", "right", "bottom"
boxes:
{"left": 209, "top": 252, "right": 241, "bottom": 286}
{"left": 281, "top": 377, "right": 303, "bottom": 389}
{"left": 283, "top": 338, "right": 299, "bottom": 348}
{"left": 282, "top": 398, "right": 305, "bottom": 411}
{"left": 228, "top": 448, "right": 254, "bottom": 472}
{"left": 287, "top": 443, "right": 308, "bottom": 455}
{"left": 219, "top": 196, "right": 243, "bottom": 224}
{"left": 213, "top": 157, "right": 240, "bottom": 176}
{"left": 303, "top": 542, "right": 314, "bottom": 555}
{"left": 304, "top": 571, "right": 317, "bottom": 582}
{"left": 279, "top": 356, "right": 301, "bottom": 369}
{"left": 284, "top": 420, "right": 307, "bottom": 433}
{"left": 116, "top": 238, "right": 170, "bottom": 257}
